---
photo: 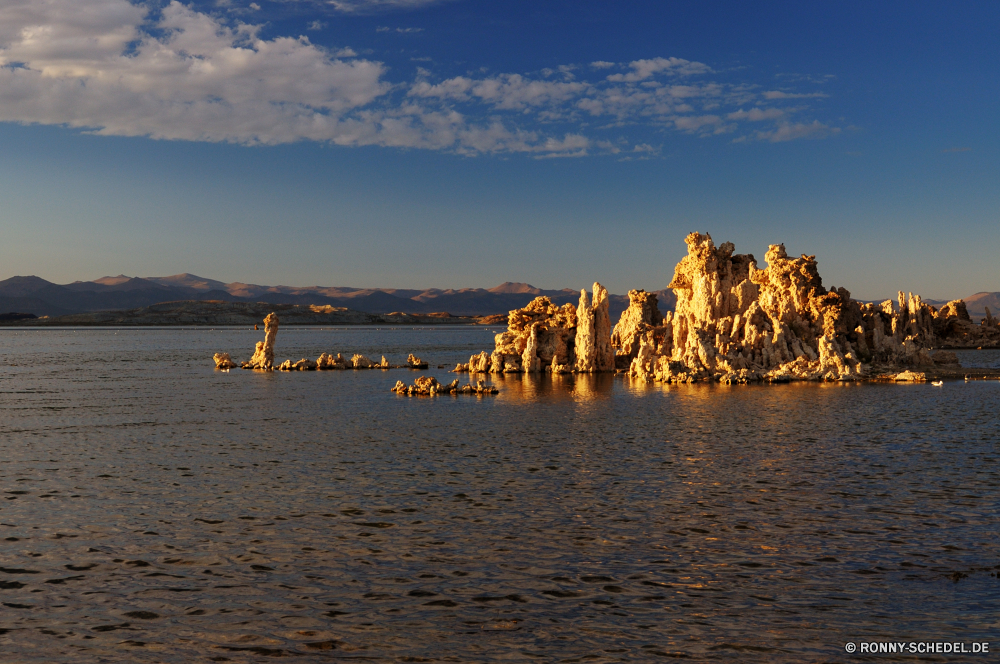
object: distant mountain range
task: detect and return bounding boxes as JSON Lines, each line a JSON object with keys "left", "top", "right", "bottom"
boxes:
{"left": 0, "top": 273, "right": 678, "bottom": 320}
{"left": 2, "top": 273, "right": 996, "bottom": 322}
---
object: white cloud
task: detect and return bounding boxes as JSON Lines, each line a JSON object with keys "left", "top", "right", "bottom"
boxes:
{"left": 743, "top": 121, "right": 840, "bottom": 143}
{"left": 763, "top": 90, "right": 829, "bottom": 100}
{"left": 376, "top": 26, "right": 423, "bottom": 32}
{"left": 325, "top": 0, "right": 455, "bottom": 14}
{"left": 673, "top": 114, "right": 722, "bottom": 132}
{"left": 606, "top": 57, "right": 711, "bottom": 82}
{"left": 0, "top": 0, "right": 841, "bottom": 154}
{"left": 727, "top": 107, "right": 785, "bottom": 121}
{"left": 0, "top": 1, "right": 387, "bottom": 142}
{"left": 307, "top": 19, "right": 326, "bottom": 30}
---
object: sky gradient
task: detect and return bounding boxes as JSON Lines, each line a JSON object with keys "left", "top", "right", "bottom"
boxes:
{"left": 1, "top": 0, "right": 997, "bottom": 300}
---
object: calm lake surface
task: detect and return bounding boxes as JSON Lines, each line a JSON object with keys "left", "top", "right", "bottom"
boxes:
{"left": 1, "top": 326, "right": 999, "bottom": 663}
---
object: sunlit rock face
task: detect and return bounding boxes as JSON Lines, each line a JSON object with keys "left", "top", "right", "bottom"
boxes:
{"left": 406, "top": 354, "right": 428, "bottom": 369}
{"left": 213, "top": 352, "right": 237, "bottom": 369}
{"left": 243, "top": 312, "right": 279, "bottom": 370}
{"left": 390, "top": 376, "right": 498, "bottom": 395}
{"left": 455, "top": 232, "right": 993, "bottom": 383}
{"left": 631, "top": 232, "right": 948, "bottom": 383}
{"left": 489, "top": 296, "right": 578, "bottom": 374}
{"left": 475, "top": 285, "right": 615, "bottom": 374}
{"left": 351, "top": 354, "right": 378, "bottom": 369}
{"left": 575, "top": 283, "right": 614, "bottom": 373}
{"left": 317, "top": 352, "right": 347, "bottom": 369}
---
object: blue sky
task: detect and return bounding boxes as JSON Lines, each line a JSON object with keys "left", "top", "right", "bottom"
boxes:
{"left": 0, "top": 0, "right": 997, "bottom": 300}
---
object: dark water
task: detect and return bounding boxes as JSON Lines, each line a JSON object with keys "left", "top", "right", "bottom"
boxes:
{"left": 1, "top": 327, "right": 999, "bottom": 663}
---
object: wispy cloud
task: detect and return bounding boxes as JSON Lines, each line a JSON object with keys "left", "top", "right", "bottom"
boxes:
{"left": 763, "top": 90, "right": 829, "bottom": 100}
{"left": 0, "top": 0, "right": 842, "bottom": 155}
{"left": 376, "top": 26, "right": 424, "bottom": 33}
{"left": 605, "top": 57, "right": 712, "bottom": 82}
{"left": 736, "top": 121, "right": 840, "bottom": 143}
{"left": 324, "top": 0, "right": 457, "bottom": 14}
{"left": 727, "top": 107, "right": 785, "bottom": 121}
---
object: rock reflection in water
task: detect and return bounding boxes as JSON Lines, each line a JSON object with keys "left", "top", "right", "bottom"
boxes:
{"left": 0, "top": 327, "right": 998, "bottom": 662}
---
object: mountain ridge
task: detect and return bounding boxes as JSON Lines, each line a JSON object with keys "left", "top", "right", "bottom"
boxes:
{"left": 3, "top": 272, "right": 996, "bottom": 321}
{"left": 0, "top": 274, "right": 675, "bottom": 320}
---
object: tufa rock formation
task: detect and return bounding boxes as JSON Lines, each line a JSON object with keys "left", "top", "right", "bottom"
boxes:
{"left": 610, "top": 289, "right": 664, "bottom": 369}
{"left": 217, "top": 317, "right": 445, "bottom": 372}
{"left": 213, "top": 352, "right": 238, "bottom": 369}
{"left": 242, "top": 312, "right": 279, "bottom": 371}
{"left": 278, "top": 358, "right": 318, "bottom": 371}
{"left": 454, "top": 232, "right": 989, "bottom": 383}
{"left": 490, "top": 295, "right": 579, "bottom": 374}
{"left": 574, "top": 283, "right": 615, "bottom": 373}
{"left": 317, "top": 352, "right": 348, "bottom": 369}
{"left": 455, "top": 284, "right": 616, "bottom": 375}
{"left": 627, "top": 232, "right": 980, "bottom": 383}
{"left": 391, "top": 376, "right": 499, "bottom": 396}
{"left": 351, "top": 353, "right": 377, "bottom": 369}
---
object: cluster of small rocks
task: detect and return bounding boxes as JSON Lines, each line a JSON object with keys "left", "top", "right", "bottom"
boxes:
{"left": 391, "top": 376, "right": 499, "bottom": 396}
{"left": 276, "top": 353, "right": 428, "bottom": 371}
{"left": 214, "top": 321, "right": 433, "bottom": 372}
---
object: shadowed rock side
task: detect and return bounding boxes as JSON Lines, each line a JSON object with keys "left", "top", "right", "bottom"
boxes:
{"left": 611, "top": 289, "right": 664, "bottom": 369}
{"left": 933, "top": 302, "right": 1000, "bottom": 348}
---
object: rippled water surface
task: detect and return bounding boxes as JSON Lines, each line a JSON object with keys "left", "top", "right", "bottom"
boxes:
{"left": 1, "top": 327, "right": 999, "bottom": 662}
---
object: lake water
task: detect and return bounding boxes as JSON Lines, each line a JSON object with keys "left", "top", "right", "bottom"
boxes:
{"left": 1, "top": 326, "right": 999, "bottom": 662}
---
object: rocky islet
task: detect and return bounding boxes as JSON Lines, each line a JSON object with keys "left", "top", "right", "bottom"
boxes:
{"left": 451, "top": 232, "right": 999, "bottom": 382}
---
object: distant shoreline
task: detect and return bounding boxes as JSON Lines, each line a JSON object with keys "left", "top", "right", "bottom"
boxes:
{"left": 0, "top": 300, "right": 506, "bottom": 328}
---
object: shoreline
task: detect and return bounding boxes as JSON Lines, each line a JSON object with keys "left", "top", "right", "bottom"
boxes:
{"left": 0, "top": 300, "right": 494, "bottom": 327}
